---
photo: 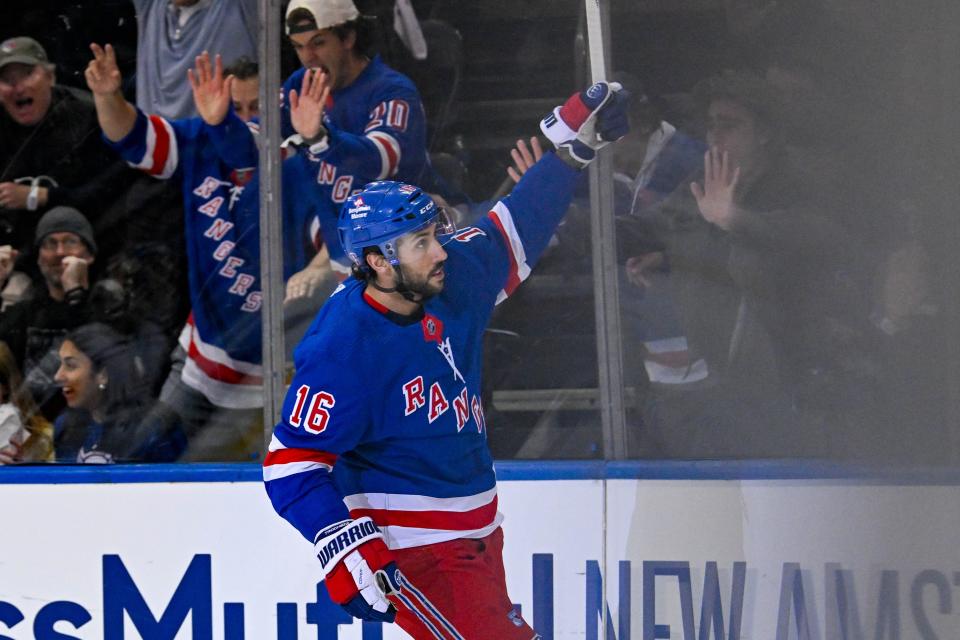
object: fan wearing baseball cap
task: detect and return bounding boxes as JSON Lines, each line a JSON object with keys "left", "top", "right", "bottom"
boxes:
{"left": 0, "top": 37, "right": 55, "bottom": 128}
{"left": 285, "top": 0, "right": 366, "bottom": 92}
{"left": 277, "top": 0, "right": 442, "bottom": 276}
{"left": 0, "top": 36, "right": 135, "bottom": 253}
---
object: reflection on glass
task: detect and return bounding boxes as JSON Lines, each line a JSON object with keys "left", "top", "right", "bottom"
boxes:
{"left": 611, "top": 0, "right": 951, "bottom": 465}
{"left": 0, "top": 0, "right": 954, "bottom": 466}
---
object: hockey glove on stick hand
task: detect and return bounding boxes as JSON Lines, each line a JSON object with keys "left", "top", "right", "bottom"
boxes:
{"left": 315, "top": 517, "right": 402, "bottom": 622}
{"left": 540, "top": 81, "right": 630, "bottom": 169}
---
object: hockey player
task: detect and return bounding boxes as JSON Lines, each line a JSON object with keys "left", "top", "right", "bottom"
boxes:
{"left": 281, "top": 0, "right": 438, "bottom": 274}
{"left": 85, "top": 45, "right": 315, "bottom": 458}
{"left": 264, "top": 81, "right": 629, "bottom": 637}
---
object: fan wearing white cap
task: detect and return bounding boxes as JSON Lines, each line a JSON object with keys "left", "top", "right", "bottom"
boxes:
{"left": 279, "top": 0, "right": 439, "bottom": 275}
{"left": 285, "top": 0, "right": 366, "bottom": 93}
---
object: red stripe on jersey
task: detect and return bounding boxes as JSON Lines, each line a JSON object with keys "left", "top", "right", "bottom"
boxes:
{"left": 363, "top": 290, "right": 391, "bottom": 314}
{"left": 350, "top": 495, "right": 498, "bottom": 531}
{"left": 263, "top": 447, "right": 338, "bottom": 468}
{"left": 370, "top": 132, "right": 399, "bottom": 176}
{"left": 487, "top": 212, "right": 521, "bottom": 297}
{"left": 187, "top": 335, "right": 263, "bottom": 385}
{"left": 147, "top": 115, "right": 171, "bottom": 176}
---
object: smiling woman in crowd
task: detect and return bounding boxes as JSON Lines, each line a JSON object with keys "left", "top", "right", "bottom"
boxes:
{"left": 53, "top": 322, "right": 184, "bottom": 463}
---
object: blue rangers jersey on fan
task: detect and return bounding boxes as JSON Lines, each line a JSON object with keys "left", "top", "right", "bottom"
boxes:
{"left": 108, "top": 109, "right": 313, "bottom": 408}
{"left": 263, "top": 152, "right": 579, "bottom": 549}
{"left": 281, "top": 56, "right": 434, "bottom": 274}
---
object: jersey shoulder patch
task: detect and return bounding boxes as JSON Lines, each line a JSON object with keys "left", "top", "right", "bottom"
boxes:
{"left": 453, "top": 227, "right": 487, "bottom": 243}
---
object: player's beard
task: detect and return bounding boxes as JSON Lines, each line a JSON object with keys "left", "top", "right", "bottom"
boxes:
{"left": 398, "top": 261, "right": 446, "bottom": 302}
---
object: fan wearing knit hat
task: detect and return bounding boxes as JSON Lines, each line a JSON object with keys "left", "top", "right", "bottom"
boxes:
{"left": 33, "top": 206, "right": 97, "bottom": 303}
{"left": 0, "top": 205, "right": 101, "bottom": 422}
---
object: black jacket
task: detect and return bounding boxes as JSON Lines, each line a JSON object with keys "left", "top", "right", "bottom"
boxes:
{"left": 0, "top": 85, "right": 136, "bottom": 251}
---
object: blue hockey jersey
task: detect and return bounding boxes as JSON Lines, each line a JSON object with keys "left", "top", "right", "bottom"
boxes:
{"left": 263, "top": 152, "right": 579, "bottom": 549}
{"left": 109, "top": 109, "right": 313, "bottom": 408}
{"left": 282, "top": 56, "right": 434, "bottom": 273}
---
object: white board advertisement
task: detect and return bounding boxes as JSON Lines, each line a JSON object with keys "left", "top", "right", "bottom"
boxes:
{"left": 0, "top": 473, "right": 958, "bottom": 639}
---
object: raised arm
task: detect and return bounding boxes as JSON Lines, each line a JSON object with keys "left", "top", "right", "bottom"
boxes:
{"left": 453, "top": 82, "right": 630, "bottom": 306}
{"left": 507, "top": 136, "right": 544, "bottom": 184}
{"left": 289, "top": 68, "right": 426, "bottom": 182}
{"left": 190, "top": 51, "right": 258, "bottom": 169}
{"left": 188, "top": 51, "right": 233, "bottom": 127}
{"left": 288, "top": 67, "right": 331, "bottom": 143}
{"left": 85, "top": 43, "right": 137, "bottom": 142}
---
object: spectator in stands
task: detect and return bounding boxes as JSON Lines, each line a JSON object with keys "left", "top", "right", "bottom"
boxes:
{"left": 86, "top": 44, "right": 318, "bottom": 460}
{"left": 281, "top": 0, "right": 438, "bottom": 274}
{"left": 0, "top": 341, "right": 53, "bottom": 464}
{"left": 131, "top": 0, "right": 258, "bottom": 120}
{"left": 211, "top": 54, "right": 336, "bottom": 304}
{"left": 0, "top": 206, "right": 100, "bottom": 421}
{"left": 53, "top": 322, "right": 184, "bottom": 463}
{"left": 223, "top": 56, "right": 259, "bottom": 123}
{"left": 0, "top": 36, "right": 135, "bottom": 252}
{"left": 0, "top": 244, "right": 31, "bottom": 311}
{"left": 626, "top": 69, "right": 856, "bottom": 458}
{"left": 598, "top": 77, "right": 708, "bottom": 394}
{"left": 611, "top": 79, "right": 706, "bottom": 218}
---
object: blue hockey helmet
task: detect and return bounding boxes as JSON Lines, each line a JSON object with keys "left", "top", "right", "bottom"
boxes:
{"left": 338, "top": 181, "right": 456, "bottom": 272}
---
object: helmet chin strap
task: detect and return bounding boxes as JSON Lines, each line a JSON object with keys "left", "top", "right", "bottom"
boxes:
{"left": 369, "top": 264, "right": 428, "bottom": 304}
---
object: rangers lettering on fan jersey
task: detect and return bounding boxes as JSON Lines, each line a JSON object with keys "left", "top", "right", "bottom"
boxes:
{"left": 281, "top": 56, "right": 433, "bottom": 273}
{"left": 263, "top": 152, "right": 580, "bottom": 550}
{"left": 107, "top": 108, "right": 313, "bottom": 408}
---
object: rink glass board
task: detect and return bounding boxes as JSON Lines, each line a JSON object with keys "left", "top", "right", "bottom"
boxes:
{"left": 1, "top": 462, "right": 958, "bottom": 639}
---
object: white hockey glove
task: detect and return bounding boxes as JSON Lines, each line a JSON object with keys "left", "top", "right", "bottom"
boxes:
{"left": 540, "top": 81, "right": 630, "bottom": 169}
{"left": 315, "top": 517, "right": 403, "bottom": 623}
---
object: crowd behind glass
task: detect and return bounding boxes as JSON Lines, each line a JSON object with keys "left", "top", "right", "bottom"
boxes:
{"left": 0, "top": 0, "right": 950, "bottom": 466}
